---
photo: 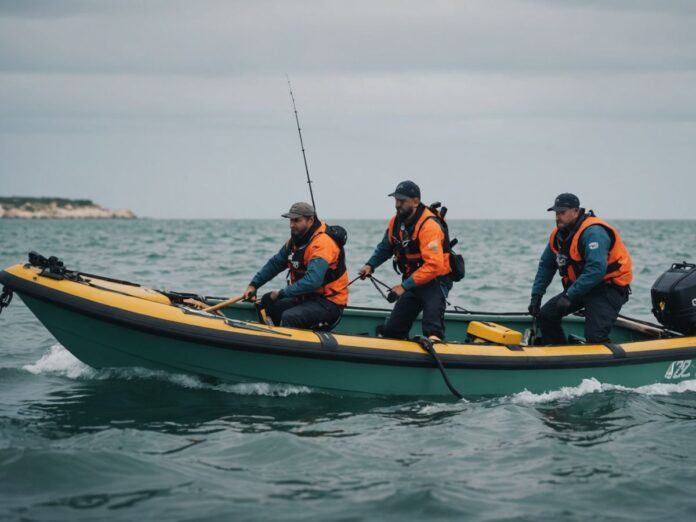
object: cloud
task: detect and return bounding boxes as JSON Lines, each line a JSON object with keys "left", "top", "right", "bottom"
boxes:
{"left": 0, "top": 1, "right": 694, "bottom": 219}
{"left": 2, "top": 71, "right": 695, "bottom": 125}
{"left": 1, "top": 1, "right": 695, "bottom": 76}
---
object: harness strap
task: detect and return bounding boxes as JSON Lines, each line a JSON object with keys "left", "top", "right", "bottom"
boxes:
{"left": 0, "top": 286, "right": 13, "bottom": 316}
{"left": 391, "top": 208, "right": 446, "bottom": 275}
{"left": 288, "top": 228, "right": 347, "bottom": 288}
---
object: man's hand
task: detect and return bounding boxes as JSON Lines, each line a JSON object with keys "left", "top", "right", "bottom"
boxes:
{"left": 387, "top": 284, "right": 405, "bottom": 303}
{"left": 358, "top": 264, "right": 373, "bottom": 280}
{"left": 270, "top": 290, "right": 281, "bottom": 301}
{"left": 243, "top": 285, "right": 257, "bottom": 301}
{"left": 528, "top": 294, "right": 542, "bottom": 317}
{"left": 390, "top": 284, "right": 405, "bottom": 297}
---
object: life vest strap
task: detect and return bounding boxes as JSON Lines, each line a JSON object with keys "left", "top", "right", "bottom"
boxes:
{"left": 390, "top": 208, "right": 447, "bottom": 276}
{"left": 287, "top": 224, "right": 347, "bottom": 290}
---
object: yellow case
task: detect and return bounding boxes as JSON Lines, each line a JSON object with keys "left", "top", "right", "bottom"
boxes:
{"left": 466, "top": 321, "right": 523, "bottom": 345}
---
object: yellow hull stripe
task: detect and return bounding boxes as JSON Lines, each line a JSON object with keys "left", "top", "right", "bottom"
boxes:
{"left": 6, "top": 264, "right": 696, "bottom": 359}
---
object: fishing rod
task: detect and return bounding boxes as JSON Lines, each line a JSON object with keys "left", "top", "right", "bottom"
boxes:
{"left": 286, "top": 76, "right": 317, "bottom": 213}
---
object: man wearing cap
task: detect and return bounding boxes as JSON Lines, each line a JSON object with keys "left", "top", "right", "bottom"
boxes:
{"left": 358, "top": 181, "right": 452, "bottom": 340}
{"left": 242, "top": 202, "right": 349, "bottom": 329}
{"left": 528, "top": 193, "right": 633, "bottom": 344}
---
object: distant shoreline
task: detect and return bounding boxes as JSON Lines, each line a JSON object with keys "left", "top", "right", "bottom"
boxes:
{"left": 0, "top": 197, "right": 136, "bottom": 219}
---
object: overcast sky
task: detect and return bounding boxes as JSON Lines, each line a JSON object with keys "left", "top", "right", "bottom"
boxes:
{"left": 1, "top": 0, "right": 695, "bottom": 219}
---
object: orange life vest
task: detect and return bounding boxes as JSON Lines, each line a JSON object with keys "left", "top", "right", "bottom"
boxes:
{"left": 388, "top": 205, "right": 451, "bottom": 280}
{"left": 287, "top": 221, "right": 349, "bottom": 306}
{"left": 548, "top": 212, "right": 632, "bottom": 288}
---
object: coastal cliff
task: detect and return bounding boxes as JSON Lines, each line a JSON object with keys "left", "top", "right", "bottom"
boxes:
{"left": 0, "top": 197, "right": 136, "bottom": 219}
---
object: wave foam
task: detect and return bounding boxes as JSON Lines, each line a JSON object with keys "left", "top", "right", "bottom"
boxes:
{"left": 23, "top": 344, "right": 313, "bottom": 397}
{"left": 511, "top": 378, "right": 605, "bottom": 404}
{"left": 510, "top": 377, "right": 696, "bottom": 404}
{"left": 418, "top": 401, "right": 468, "bottom": 414}
{"left": 632, "top": 379, "right": 696, "bottom": 396}
{"left": 23, "top": 344, "right": 98, "bottom": 379}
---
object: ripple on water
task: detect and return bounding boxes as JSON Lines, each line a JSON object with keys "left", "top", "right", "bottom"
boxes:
{"left": 2, "top": 219, "right": 696, "bottom": 520}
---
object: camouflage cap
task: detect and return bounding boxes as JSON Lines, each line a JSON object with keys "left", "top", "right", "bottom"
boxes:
{"left": 281, "top": 202, "right": 316, "bottom": 219}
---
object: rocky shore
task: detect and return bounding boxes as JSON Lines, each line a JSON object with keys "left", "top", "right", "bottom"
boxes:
{"left": 0, "top": 197, "right": 136, "bottom": 219}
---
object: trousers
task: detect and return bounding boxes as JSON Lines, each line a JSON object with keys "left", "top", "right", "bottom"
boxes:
{"left": 381, "top": 277, "right": 451, "bottom": 339}
{"left": 264, "top": 294, "right": 342, "bottom": 330}
{"left": 538, "top": 284, "right": 629, "bottom": 344}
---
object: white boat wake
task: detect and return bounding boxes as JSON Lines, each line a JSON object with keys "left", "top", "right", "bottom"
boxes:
{"left": 510, "top": 377, "right": 696, "bottom": 405}
{"left": 24, "top": 345, "right": 696, "bottom": 402}
{"left": 23, "top": 344, "right": 313, "bottom": 397}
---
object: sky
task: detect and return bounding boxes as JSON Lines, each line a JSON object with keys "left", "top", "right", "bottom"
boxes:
{"left": 1, "top": 0, "right": 695, "bottom": 219}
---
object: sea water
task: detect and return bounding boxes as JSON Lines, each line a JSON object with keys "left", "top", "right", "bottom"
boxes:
{"left": 1, "top": 219, "right": 695, "bottom": 520}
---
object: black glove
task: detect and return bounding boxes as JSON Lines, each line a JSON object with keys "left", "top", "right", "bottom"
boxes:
{"left": 556, "top": 294, "right": 573, "bottom": 315}
{"left": 258, "top": 292, "right": 275, "bottom": 312}
{"left": 528, "top": 294, "right": 542, "bottom": 317}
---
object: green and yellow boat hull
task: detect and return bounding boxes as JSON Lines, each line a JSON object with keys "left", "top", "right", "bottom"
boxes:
{"left": 2, "top": 263, "right": 695, "bottom": 397}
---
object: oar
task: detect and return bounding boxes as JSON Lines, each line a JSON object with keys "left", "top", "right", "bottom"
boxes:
{"left": 202, "top": 295, "right": 246, "bottom": 313}
{"left": 614, "top": 316, "right": 670, "bottom": 338}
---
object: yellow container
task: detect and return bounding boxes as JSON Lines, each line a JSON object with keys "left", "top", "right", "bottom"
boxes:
{"left": 467, "top": 321, "right": 522, "bottom": 345}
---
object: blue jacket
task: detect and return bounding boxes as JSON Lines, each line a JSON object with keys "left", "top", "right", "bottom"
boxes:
{"left": 250, "top": 244, "right": 330, "bottom": 299}
{"left": 366, "top": 230, "right": 419, "bottom": 290}
{"left": 532, "top": 224, "right": 612, "bottom": 300}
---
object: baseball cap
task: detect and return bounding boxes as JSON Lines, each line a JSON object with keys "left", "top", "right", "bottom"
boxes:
{"left": 388, "top": 180, "right": 421, "bottom": 200}
{"left": 281, "top": 202, "right": 316, "bottom": 218}
{"left": 547, "top": 193, "right": 580, "bottom": 212}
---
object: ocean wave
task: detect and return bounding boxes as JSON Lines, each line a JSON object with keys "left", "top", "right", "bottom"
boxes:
{"left": 22, "top": 344, "right": 313, "bottom": 397}
{"left": 417, "top": 401, "right": 468, "bottom": 414}
{"left": 509, "top": 377, "right": 696, "bottom": 405}
{"left": 23, "top": 344, "right": 99, "bottom": 379}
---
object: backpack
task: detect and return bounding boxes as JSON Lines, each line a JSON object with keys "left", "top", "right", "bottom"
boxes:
{"left": 427, "top": 202, "right": 465, "bottom": 282}
{"left": 324, "top": 224, "right": 347, "bottom": 248}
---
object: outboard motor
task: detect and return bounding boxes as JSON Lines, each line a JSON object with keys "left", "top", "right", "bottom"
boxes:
{"left": 651, "top": 262, "right": 696, "bottom": 335}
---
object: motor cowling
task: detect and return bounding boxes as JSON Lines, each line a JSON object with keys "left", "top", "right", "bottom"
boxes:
{"left": 651, "top": 262, "right": 696, "bottom": 335}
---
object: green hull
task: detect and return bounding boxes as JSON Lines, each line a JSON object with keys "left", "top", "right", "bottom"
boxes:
{"left": 18, "top": 293, "right": 695, "bottom": 397}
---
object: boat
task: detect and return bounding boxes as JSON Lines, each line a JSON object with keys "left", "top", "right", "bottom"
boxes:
{"left": 1, "top": 253, "right": 695, "bottom": 397}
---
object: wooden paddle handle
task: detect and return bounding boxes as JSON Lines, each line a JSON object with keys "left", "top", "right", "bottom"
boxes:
{"left": 202, "top": 294, "right": 245, "bottom": 313}
{"left": 614, "top": 316, "right": 665, "bottom": 338}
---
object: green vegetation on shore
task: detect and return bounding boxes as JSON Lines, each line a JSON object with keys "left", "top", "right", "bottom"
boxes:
{"left": 0, "top": 197, "right": 94, "bottom": 208}
{"left": 0, "top": 196, "right": 135, "bottom": 219}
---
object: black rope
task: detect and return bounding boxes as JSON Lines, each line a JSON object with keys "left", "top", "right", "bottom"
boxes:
{"left": 451, "top": 305, "right": 530, "bottom": 316}
{"left": 345, "top": 275, "right": 362, "bottom": 288}
{"left": 414, "top": 336, "right": 464, "bottom": 399}
{"left": 367, "top": 275, "right": 530, "bottom": 311}
{"left": 368, "top": 274, "right": 392, "bottom": 290}
{"left": 77, "top": 271, "right": 140, "bottom": 287}
{"left": 367, "top": 275, "right": 402, "bottom": 302}
{"left": 319, "top": 274, "right": 363, "bottom": 300}
{"left": 367, "top": 274, "right": 531, "bottom": 315}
